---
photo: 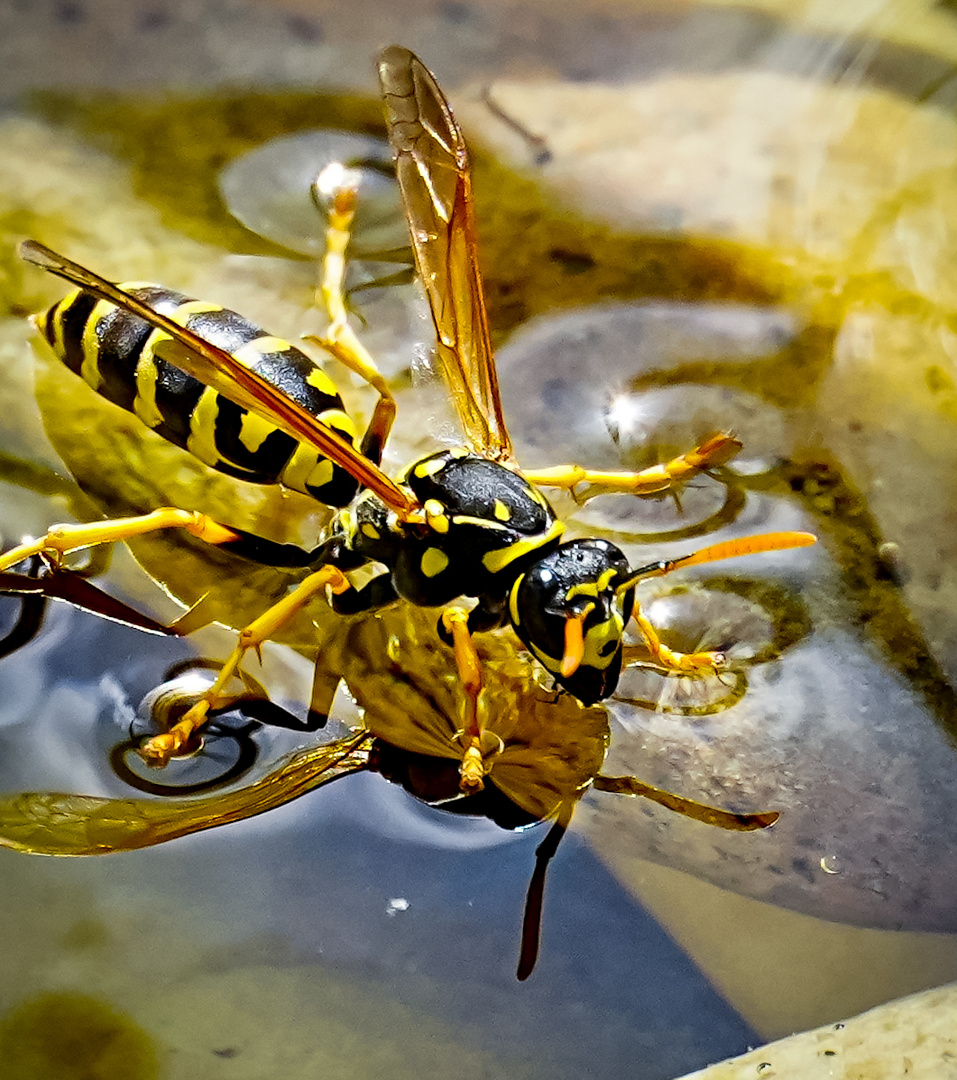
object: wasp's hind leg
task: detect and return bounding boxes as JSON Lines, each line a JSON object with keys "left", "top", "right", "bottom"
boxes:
{"left": 522, "top": 434, "right": 742, "bottom": 502}
{"left": 303, "top": 177, "right": 396, "bottom": 466}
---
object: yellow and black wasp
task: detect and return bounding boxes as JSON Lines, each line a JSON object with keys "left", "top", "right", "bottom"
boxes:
{"left": 0, "top": 47, "right": 814, "bottom": 977}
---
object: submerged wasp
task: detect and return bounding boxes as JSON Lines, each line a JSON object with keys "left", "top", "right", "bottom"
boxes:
{"left": 0, "top": 47, "right": 814, "bottom": 976}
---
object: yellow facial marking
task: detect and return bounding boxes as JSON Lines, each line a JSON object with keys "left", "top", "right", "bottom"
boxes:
{"left": 360, "top": 522, "right": 381, "bottom": 540}
{"left": 566, "top": 567, "right": 619, "bottom": 602}
{"left": 508, "top": 576, "right": 523, "bottom": 627}
{"left": 526, "top": 637, "right": 562, "bottom": 674}
{"left": 581, "top": 612, "right": 624, "bottom": 672}
{"left": 420, "top": 547, "right": 449, "bottom": 578}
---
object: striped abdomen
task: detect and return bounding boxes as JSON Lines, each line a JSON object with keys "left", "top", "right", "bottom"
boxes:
{"left": 37, "top": 285, "right": 361, "bottom": 507}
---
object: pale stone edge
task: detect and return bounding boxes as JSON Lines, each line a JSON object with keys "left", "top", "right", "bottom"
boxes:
{"left": 676, "top": 981, "right": 957, "bottom": 1079}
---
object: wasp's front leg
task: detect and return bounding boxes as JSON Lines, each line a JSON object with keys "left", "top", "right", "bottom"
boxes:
{"left": 522, "top": 434, "right": 741, "bottom": 501}
{"left": 629, "top": 602, "right": 726, "bottom": 677}
{"left": 621, "top": 530, "right": 816, "bottom": 677}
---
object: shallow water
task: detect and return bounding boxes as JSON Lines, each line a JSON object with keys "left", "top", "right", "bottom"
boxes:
{"left": 2, "top": 0, "right": 957, "bottom": 1076}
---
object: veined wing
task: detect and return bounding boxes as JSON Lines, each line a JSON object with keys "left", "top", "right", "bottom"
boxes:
{"left": 378, "top": 46, "right": 513, "bottom": 462}
{"left": 19, "top": 240, "right": 418, "bottom": 518}
{"left": 0, "top": 732, "right": 372, "bottom": 855}
{"left": 0, "top": 567, "right": 176, "bottom": 636}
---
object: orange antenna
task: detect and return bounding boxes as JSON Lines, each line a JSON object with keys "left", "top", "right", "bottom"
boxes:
{"left": 617, "top": 531, "right": 816, "bottom": 595}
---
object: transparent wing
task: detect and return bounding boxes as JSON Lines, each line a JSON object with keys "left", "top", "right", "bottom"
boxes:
{"left": 0, "top": 732, "right": 372, "bottom": 855}
{"left": 378, "top": 46, "right": 513, "bottom": 462}
{"left": 19, "top": 240, "right": 418, "bottom": 517}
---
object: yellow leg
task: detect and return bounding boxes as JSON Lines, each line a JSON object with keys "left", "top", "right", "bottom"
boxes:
{"left": 440, "top": 608, "right": 503, "bottom": 793}
{"left": 304, "top": 183, "right": 396, "bottom": 459}
{"left": 630, "top": 603, "right": 725, "bottom": 675}
{"left": 618, "top": 530, "right": 817, "bottom": 675}
{"left": 523, "top": 434, "right": 742, "bottom": 499}
{"left": 0, "top": 508, "right": 240, "bottom": 572}
{"left": 139, "top": 564, "right": 353, "bottom": 766}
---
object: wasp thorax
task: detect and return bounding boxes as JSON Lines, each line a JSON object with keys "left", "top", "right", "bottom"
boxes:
{"left": 382, "top": 450, "right": 565, "bottom": 607}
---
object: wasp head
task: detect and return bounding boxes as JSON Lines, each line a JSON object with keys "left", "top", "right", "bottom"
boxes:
{"left": 508, "top": 538, "right": 635, "bottom": 705}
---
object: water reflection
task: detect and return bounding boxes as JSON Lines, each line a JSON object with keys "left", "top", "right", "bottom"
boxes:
{"left": 0, "top": 592, "right": 761, "bottom": 1078}
{"left": 497, "top": 298, "right": 957, "bottom": 937}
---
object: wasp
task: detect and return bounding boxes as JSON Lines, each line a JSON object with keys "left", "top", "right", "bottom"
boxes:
{"left": 0, "top": 47, "right": 814, "bottom": 977}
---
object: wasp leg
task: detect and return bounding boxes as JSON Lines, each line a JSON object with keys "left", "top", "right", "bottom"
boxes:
{"left": 517, "top": 800, "right": 574, "bottom": 981}
{"left": 439, "top": 608, "right": 501, "bottom": 794}
{"left": 211, "top": 528, "right": 329, "bottom": 569}
{"left": 327, "top": 571, "right": 399, "bottom": 615}
{"left": 138, "top": 564, "right": 354, "bottom": 767}
{"left": 0, "top": 508, "right": 242, "bottom": 573}
{"left": 466, "top": 595, "right": 508, "bottom": 635}
{"left": 630, "top": 602, "right": 725, "bottom": 676}
{"left": 592, "top": 774, "right": 779, "bottom": 830}
{"left": 232, "top": 661, "right": 341, "bottom": 733}
{"left": 522, "top": 434, "right": 742, "bottom": 500}
{"left": 620, "top": 530, "right": 816, "bottom": 675}
{"left": 303, "top": 184, "right": 396, "bottom": 466}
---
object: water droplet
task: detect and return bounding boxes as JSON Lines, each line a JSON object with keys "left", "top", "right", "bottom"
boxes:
{"left": 820, "top": 854, "right": 842, "bottom": 875}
